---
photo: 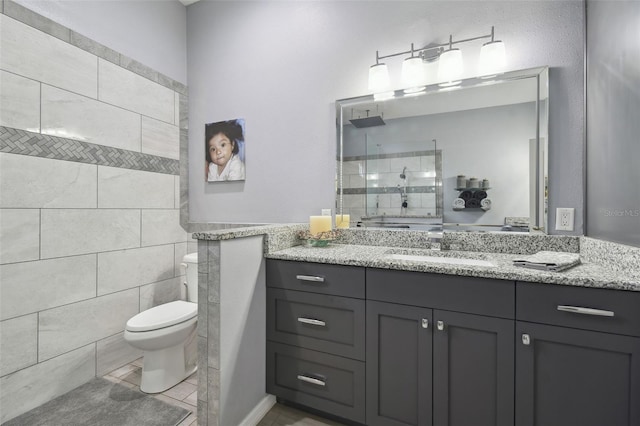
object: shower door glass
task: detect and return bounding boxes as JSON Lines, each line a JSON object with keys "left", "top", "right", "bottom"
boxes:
{"left": 361, "top": 136, "right": 442, "bottom": 229}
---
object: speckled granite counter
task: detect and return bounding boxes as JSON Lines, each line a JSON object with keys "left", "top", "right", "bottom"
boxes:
{"left": 193, "top": 226, "right": 640, "bottom": 291}
{"left": 265, "top": 243, "right": 640, "bottom": 291}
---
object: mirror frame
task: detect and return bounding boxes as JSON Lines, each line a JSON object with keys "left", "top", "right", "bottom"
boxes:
{"left": 336, "top": 66, "right": 549, "bottom": 233}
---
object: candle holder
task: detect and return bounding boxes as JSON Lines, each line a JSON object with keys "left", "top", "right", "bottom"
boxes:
{"left": 297, "top": 230, "right": 342, "bottom": 247}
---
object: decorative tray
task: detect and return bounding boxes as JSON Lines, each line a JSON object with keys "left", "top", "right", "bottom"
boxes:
{"left": 297, "top": 230, "right": 342, "bottom": 247}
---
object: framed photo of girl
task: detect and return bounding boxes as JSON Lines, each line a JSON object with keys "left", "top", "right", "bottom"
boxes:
{"left": 205, "top": 118, "right": 246, "bottom": 182}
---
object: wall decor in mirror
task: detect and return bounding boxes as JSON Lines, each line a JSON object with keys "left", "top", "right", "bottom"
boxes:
{"left": 336, "top": 66, "right": 548, "bottom": 233}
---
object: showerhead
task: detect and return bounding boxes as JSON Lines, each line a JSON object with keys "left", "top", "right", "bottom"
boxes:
{"left": 400, "top": 166, "right": 407, "bottom": 179}
{"left": 349, "top": 108, "right": 385, "bottom": 128}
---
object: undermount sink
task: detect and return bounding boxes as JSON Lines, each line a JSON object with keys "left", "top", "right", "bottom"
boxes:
{"left": 385, "top": 251, "right": 496, "bottom": 268}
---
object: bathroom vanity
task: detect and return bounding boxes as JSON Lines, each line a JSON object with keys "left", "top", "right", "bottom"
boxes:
{"left": 264, "top": 241, "right": 640, "bottom": 426}
{"left": 193, "top": 226, "right": 640, "bottom": 426}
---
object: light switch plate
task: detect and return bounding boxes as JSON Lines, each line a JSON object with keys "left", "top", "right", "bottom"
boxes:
{"left": 555, "top": 208, "right": 575, "bottom": 231}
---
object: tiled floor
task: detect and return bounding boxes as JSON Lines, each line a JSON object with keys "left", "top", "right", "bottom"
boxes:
{"left": 103, "top": 359, "right": 344, "bottom": 426}
{"left": 257, "top": 404, "right": 346, "bottom": 426}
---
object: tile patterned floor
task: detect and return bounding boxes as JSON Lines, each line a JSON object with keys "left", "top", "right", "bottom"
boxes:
{"left": 257, "top": 403, "right": 346, "bottom": 426}
{"left": 104, "top": 359, "right": 344, "bottom": 426}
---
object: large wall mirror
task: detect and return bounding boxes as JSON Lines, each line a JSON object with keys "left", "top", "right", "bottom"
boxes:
{"left": 336, "top": 66, "right": 548, "bottom": 233}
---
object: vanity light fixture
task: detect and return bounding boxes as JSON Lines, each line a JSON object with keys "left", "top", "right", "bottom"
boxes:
{"left": 478, "top": 27, "right": 506, "bottom": 77}
{"left": 401, "top": 43, "right": 427, "bottom": 93}
{"left": 437, "top": 35, "right": 464, "bottom": 87}
{"left": 367, "top": 26, "right": 506, "bottom": 93}
{"left": 368, "top": 52, "right": 390, "bottom": 93}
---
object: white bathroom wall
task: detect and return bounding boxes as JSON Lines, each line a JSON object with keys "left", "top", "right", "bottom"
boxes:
{"left": 0, "top": 7, "right": 191, "bottom": 422}
{"left": 219, "top": 236, "right": 267, "bottom": 426}
{"left": 186, "top": 0, "right": 585, "bottom": 234}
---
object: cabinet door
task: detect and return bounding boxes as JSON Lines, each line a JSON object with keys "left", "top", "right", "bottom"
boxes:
{"left": 516, "top": 321, "right": 640, "bottom": 426}
{"left": 366, "top": 301, "right": 432, "bottom": 426}
{"left": 433, "top": 310, "right": 514, "bottom": 426}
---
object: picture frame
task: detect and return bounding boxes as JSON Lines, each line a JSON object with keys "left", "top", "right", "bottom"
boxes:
{"left": 205, "top": 118, "right": 246, "bottom": 182}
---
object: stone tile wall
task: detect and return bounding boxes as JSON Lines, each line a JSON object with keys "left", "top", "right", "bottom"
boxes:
{"left": 340, "top": 151, "right": 441, "bottom": 222}
{"left": 0, "top": 5, "right": 191, "bottom": 423}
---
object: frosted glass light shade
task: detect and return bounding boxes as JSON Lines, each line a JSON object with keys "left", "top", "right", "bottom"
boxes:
{"left": 479, "top": 40, "right": 506, "bottom": 76}
{"left": 401, "top": 56, "right": 425, "bottom": 88}
{"left": 368, "top": 63, "right": 390, "bottom": 93}
{"left": 437, "top": 48, "right": 463, "bottom": 85}
{"left": 423, "top": 59, "right": 440, "bottom": 86}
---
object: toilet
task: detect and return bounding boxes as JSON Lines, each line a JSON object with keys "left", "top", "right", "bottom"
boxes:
{"left": 124, "top": 253, "right": 198, "bottom": 393}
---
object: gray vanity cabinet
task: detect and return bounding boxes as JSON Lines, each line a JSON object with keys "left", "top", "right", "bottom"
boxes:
{"left": 366, "top": 269, "right": 515, "bottom": 426}
{"left": 515, "top": 282, "right": 640, "bottom": 426}
{"left": 265, "top": 260, "right": 366, "bottom": 424}
{"left": 366, "top": 300, "right": 433, "bottom": 426}
{"left": 433, "top": 310, "right": 514, "bottom": 426}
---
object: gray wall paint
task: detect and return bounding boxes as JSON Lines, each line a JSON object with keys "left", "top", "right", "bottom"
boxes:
{"left": 12, "top": 0, "right": 188, "bottom": 84}
{"left": 586, "top": 0, "right": 640, "bottom": 247}
{"left": 187, "top": 0, "right": 584, "bottom": 233}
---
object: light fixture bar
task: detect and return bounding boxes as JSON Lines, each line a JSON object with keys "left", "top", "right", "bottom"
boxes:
{"left": 368, "top": 26, "right": 505, "bottom": 94}
{"left": 376, "top": 27, "right": 496, "bottom": 62}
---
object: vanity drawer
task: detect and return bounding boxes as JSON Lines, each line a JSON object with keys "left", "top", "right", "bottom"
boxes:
{"left": 266, "top": 341, "right": 365, "bottom": 424}
{"left": 517, "top": 282, "right": 640, "bottom": 337}
{"left": 267, "top": 289, "right": 365, "bottom": 360}
{"left": 266, "top": 259, "right": 365, "bottom": 299}
{"left": 367, "top": 268, "right": 515, "bottom": 319}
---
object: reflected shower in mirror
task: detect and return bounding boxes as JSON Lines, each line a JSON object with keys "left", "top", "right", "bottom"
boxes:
{"left": 336, "top": 66, "right": 548, "bottom": 233}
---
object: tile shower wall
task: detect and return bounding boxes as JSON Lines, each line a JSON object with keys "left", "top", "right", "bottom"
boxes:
{"left": 0, "top": 9, "right": 191, "bottom": 423}
{"left": 341, "top": 153, "right": 439, "bottom": 223}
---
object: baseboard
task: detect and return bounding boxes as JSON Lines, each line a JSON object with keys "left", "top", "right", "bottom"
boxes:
{"left": 238, "top": 394, "right": 276, "bottom": 426}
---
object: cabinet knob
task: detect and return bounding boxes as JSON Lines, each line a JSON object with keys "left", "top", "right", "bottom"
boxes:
{"left": 421, "top": 318, "right": 429, "bottom": 329}
{"left": 522, "top": 334, "right": 531, "bottom": 345}
{"left": 437, "top": 320, "right": 444, "bottom": 331}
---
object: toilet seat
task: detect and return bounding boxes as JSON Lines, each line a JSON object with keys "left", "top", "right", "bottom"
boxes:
{"left": 126, "top": 301, "right": 197, "bottom": 332}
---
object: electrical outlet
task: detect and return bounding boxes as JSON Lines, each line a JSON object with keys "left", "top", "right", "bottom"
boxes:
{"left": 555, "top": 208, "right": 575, "bottom": 231}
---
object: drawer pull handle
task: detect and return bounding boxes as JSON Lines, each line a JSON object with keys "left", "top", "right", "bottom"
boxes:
{"left": 421, "top": 318, "right": 429, "bottom": 329}
{"left": 522, "top": 334, "right": 531, "bottom": 345}
{"left": 296, "top": 275, "right": 325, "bottom": 283}
{"left": 557, "top": 305, "right": 615, "bottom": 317}
{"left": 437, "top": 320, "right": 444, "bottom": 331}
{"left": 297, "top": 317, "right": 326, "bottom": 327}
{"left": 297, "top": 375, "right": 326, "bottom": 386}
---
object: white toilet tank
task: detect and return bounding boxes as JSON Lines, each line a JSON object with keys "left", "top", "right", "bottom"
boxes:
{"left": 182, "top": 253, "right": 198, "bottom": 303}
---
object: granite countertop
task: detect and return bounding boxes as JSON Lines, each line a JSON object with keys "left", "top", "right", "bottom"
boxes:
{"left": 193, "top": 226, "right": 640, "bottom": 292}
{"left": 265, "top": 243, "right": 640, "bottom": 292}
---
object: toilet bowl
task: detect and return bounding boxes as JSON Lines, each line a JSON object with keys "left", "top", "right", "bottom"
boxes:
{"left": 124, "top": 253, "right": 198, "bottom": 393}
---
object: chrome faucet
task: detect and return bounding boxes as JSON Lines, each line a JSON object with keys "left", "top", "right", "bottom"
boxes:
{"left": 427, "top": 229, "right": 443, "bottom": 251}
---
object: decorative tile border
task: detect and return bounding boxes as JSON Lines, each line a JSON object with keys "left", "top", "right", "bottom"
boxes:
{"left": 1, "top": 126, "right": 179, "bottom": 175}
{"left": 343, "top": 149, "right": 439, "bottom": 162}
{"left": 343, "top": 185, "right": 437, "bottom": 195}
{"left": 0, "top": 0, "right": 273, "bottom": 234}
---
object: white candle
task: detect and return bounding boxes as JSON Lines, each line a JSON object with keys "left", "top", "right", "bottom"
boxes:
{"left": 309, "top": 215, "right": 332, "bottom": 236}
{"left": 335, "top": 214, "right": 350, "bottom": 229}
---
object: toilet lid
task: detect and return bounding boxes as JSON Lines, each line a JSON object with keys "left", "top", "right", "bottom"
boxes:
{"left": 126, "top": 301, "right": 197, "bottom": 332}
